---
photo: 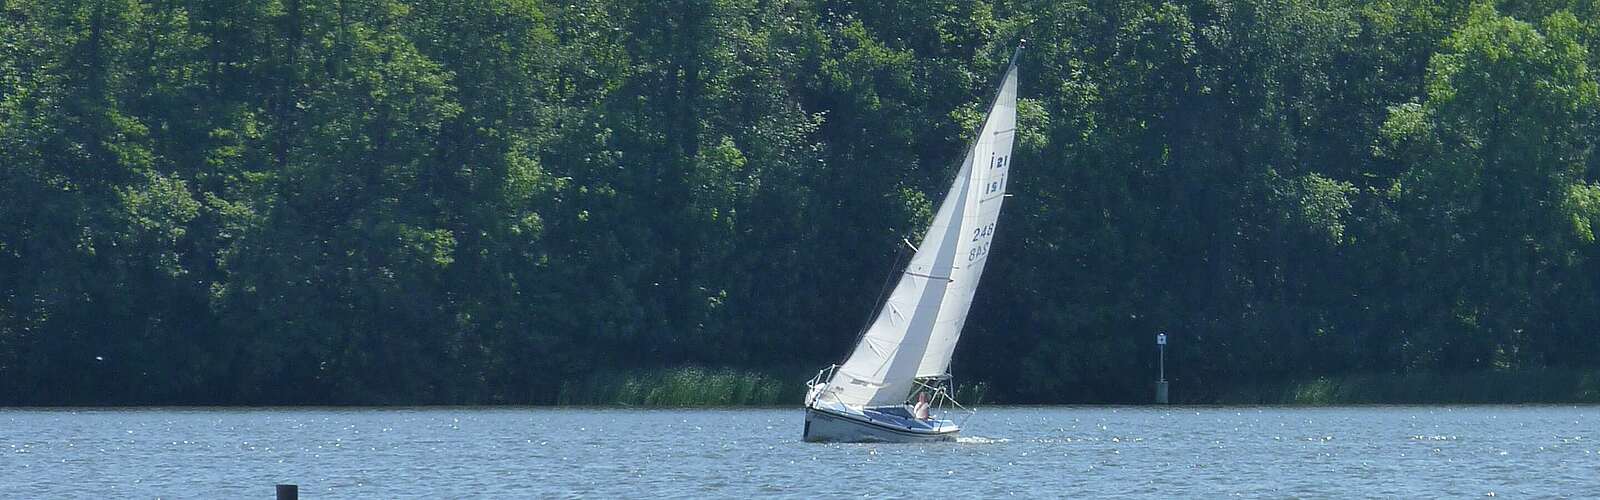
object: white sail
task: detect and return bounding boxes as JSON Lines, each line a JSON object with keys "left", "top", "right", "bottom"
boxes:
{"left": 826, "top": 155, "right": 973, "bottom": 408}
{"left": 820, "top": 56, "right": 1019, "bottom": 409}
{"left": 917, "top": 59, "right": 1018, "bottom": 378}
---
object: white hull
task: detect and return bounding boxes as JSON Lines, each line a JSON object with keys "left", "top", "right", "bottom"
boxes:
{"left": 802, "top": 406, "right": 959, "bottom": 443}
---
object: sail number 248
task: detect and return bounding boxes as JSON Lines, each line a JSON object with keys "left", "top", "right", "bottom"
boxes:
{"left": 969, "top": 223, "right": 996, "bottom": 262}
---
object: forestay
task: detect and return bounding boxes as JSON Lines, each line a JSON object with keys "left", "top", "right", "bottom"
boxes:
{"left": 821, "top": 56, "right": 1020, "bottom": 409}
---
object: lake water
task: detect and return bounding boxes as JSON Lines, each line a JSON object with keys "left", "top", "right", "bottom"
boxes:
{"left": 2, "top": 406, "right": 1596, "bottom": 497}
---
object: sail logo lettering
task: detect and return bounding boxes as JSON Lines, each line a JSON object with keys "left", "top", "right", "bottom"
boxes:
{"left": 985, "top": 154, "right": 1009, "bottom": 196}
{"left": 985, "top": 173, "right": 1006, "bottom": 196}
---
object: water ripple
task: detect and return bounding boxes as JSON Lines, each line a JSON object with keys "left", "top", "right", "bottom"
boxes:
{"left": 0, "top": 406, "right": 1596, "bottom": 496}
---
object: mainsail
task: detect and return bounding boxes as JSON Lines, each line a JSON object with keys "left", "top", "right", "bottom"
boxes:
{"left": 821, "top": 51, "right": 1020, "bottom": 409}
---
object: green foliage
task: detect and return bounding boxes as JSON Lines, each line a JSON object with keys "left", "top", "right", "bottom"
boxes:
{"left": 557, "top": 367, "right": 793, "bottom": 406}
{"left": 1272, "top": 171, "right": 1358, "bottom": 245}
{"left": 1569, "top": 183, "right": 1600, "bottom": 242}
{"left": 2, "top": 0, "right": 1599, "bottom": 405}
{"left": 1269, "top": 369, "right": 1600, "bottom": 404}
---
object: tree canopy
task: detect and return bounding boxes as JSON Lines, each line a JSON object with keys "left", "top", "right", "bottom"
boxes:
{"left": 2, "top": 0, "right": 1598, "bottom": 405}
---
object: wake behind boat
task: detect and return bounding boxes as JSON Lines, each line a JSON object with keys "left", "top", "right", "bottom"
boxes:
{"left": 803, "top": 45, "right": 1022, "bottom": 443}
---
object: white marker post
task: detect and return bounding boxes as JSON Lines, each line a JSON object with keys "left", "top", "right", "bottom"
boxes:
{"left": 1155, "top": 333, "right": 1169, "bottom": 404}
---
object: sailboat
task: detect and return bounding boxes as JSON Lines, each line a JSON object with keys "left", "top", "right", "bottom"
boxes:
{"left": 803, "top": 45, "right": 1021, "bottom": 443}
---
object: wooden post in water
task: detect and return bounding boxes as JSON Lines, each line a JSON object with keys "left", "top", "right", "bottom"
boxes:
{"left": 1155, "top": 333, "right": 1169, "bottom": 404}
{"left": 276, "top": 484, "right": 298, "bottom": 500}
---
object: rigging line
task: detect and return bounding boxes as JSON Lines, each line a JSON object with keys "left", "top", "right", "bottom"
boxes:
{"left": 840, "top": 237, "right": 912, "bottom": 367}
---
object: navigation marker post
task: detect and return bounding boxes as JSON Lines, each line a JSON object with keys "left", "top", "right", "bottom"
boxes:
{"left": 1155, "top": 333, "right": 1169, "bottom": 404}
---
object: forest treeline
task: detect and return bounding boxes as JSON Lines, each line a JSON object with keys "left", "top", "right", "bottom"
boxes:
{"left": 3, "top": 0, "right": 1599, "bottom": 405}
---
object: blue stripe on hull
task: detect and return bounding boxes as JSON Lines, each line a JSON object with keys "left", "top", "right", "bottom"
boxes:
{"left": 802, "top": 407, "right": 959, "bottom": 443}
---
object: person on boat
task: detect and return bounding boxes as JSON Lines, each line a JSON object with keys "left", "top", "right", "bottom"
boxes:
{"left": 913, "top": 392, "right": 931, "bottom": 420}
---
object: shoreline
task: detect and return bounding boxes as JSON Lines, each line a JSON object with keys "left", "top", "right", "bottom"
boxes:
{"left": 5, "top": 367, "right": 1598, "bottom": 407}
